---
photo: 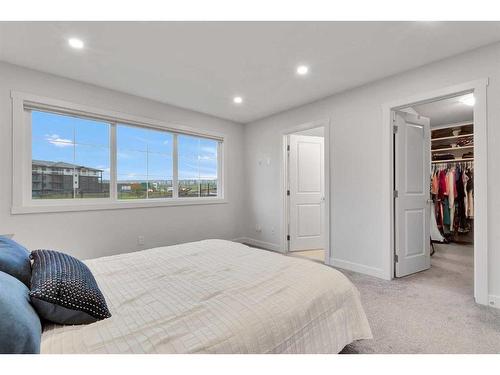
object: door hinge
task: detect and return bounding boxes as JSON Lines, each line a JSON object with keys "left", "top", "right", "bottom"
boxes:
{"left": 393, "top": 190, "right": 398, "bottom": 199}
{"left": 393, "top": 125, "right": 398, "bottom": 134}
{"left": 287, "top": 190, "right": 290, "bottom": 196}
{"left": 287, "top": 145, "right": 290, "bottom": 152}
{"left": 287, "top": 235, "right": 290, "bottom": 241}
{"left": 395, "top": 254, "right": 399, "bottom": 263}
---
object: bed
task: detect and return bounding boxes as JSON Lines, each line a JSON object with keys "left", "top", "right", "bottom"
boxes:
{"left": 40, "top": 239, "right": 371, "bottom": 354}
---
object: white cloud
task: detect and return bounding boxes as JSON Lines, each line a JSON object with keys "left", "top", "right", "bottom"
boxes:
{"left": 198, "top": 146, "right": 216, "bottom": 160}
{"left": 198, "top": 155, "right": 213, "bottom": 161}
{"left": 45, "top": 134, "right": 74, "bottom": 148}
{"left": 200, "top": 146, "right": 216, "bottom": 156}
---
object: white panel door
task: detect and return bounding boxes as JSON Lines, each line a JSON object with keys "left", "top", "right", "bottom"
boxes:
{"left": 289, "top": 134, "right": 324, "bottom": 251}
{"left": 394, "top": 111, "right": 431, "bottom": 277}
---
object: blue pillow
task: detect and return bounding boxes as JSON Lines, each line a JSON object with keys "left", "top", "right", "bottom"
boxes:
{"left": 30, "top": 249, "right": 111, "bottom": 325}
{"left": 0, "top": 236, "right": 31, "bottom": 287}
{"left": 0, "top": 271, "right": 42, "bottom": 354}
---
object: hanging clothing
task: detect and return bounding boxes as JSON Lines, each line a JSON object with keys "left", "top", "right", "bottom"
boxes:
{"left": 466, "top": 168, "right": 474, "bottom": 218}
{"left": 430, "top": 202, "right": 445, "bottom": 242}
{"left": 438, "top": 170, "right": 448, "bottom": 199}
{"left": 431, "top": 172, "right": 439, "bottom": 195}
{"left": 434, "top": 192, "right": 443, "bottom": 229}
{"left": 447, "top": 168, "right": 456, "bottom": 232}
{"left": 463, "top": 170, "right": 469, "bottom": 219}
{"left": 442, "top": 197, "right": 450, "bottom": 226}
{"left": 431, "top": 162, "right": 474, "bottom": 239}
{"left": 456, "top": 167, "right": 468, "bottom": 232}
{"left": 467, "top": 191, "right": 474, "bottom": 218}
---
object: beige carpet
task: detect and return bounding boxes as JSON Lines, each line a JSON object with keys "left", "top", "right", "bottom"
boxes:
{"left": 340, "top": 243, "right": 500, "bottom": 353}
{"left": 244, "top": 241, "right": 500, "bottom": 353}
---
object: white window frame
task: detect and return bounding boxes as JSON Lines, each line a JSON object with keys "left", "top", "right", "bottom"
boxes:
{"left": 11, "top": 91, "right": 226, "bottom": 214}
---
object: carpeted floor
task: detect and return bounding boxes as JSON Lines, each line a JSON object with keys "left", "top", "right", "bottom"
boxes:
{"left": 245, "top": 241, "right": 500, "bottom": 353}
{"left": 340, "top": 243, "right": 500, "bottom": 353}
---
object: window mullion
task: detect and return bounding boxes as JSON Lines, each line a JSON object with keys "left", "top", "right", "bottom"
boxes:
{"left": 146, "top": 144, "right": 149, "bottom": 199}
{"left": 110, "top": 123, "right": 117, "bottom": 201}
{"left": 25, "top": 109, "right": 33, "bottom": 204}
{"left": 173, "top": 134, "right": 179, "bottom": 199}
{"left": 217, "top": 141, "right": 222, "bottom": 198}
{"left": 73, "top": 126, "right": 76, "bottom": 199}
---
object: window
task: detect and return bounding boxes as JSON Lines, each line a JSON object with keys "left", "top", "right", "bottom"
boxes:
{"left": 117, "top": 125, "right": 173, "bottom": 199}
{"left": 13, "top": 92, "right": 224, "bottom": 213}
{"left": 31, "top": 111, "right": 110, "bottom": 199}
{"left": 178, "top": 135, "right": 218, "bottom": 198}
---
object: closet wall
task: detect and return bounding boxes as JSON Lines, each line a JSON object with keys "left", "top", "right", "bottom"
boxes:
{"left": 243, "top": 41, "right": 500, "bottom": 303}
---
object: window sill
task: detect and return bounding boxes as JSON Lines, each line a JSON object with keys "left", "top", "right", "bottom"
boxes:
{"left": 11, "top": 197, "right": 227, "bottom": 214}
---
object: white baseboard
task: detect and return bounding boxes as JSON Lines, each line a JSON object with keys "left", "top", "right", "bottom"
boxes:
{"left": 231, "top": 237, "right": 247, "bottom": 243}
{"left": 330, "top": 257, "right": 388, "bottom": 280}
{"left": 488, "top": 294, "right": 500, "bottom": 309}
{"left": 232, "top": 237, "right": 283, "bottom": 253}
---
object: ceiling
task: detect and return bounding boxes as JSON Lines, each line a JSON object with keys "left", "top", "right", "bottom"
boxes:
{"left": 1, "top": 22, "right": 499, "bottom": 123}
{"left": 412, "top": 94, "right": 474, "bottom": 127}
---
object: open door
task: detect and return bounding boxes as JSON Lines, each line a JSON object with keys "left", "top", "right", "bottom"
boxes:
{"left": 288, "top": 134, "right": 325, "bottom": 251}
{"left": 394, "top": 111, "right": 431, "bottom": 277}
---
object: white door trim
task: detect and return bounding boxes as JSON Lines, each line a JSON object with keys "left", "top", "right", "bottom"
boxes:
{"left": 282, "top": 119, "right": 331, "bottom": 265}
{"left": 382, "top": 79, "right": 489, "bottom": 306}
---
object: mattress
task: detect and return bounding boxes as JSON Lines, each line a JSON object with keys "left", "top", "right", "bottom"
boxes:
{"left": 41, "top": 240, "right": 372, "bottom": 353}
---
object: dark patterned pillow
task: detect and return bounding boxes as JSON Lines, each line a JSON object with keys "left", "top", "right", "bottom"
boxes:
{"left": 29, "top": 249, "right": 111, "bottom": 325}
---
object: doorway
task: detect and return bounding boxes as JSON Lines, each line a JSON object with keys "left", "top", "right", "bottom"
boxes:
{"left": 283, "top": 123, "right": 329, "bottom": 264}
{"left": 386, "top": 79, "right": 488, "bottom": 306}
{"left": 395, "top": 93, "right": 475, "bottom": 277}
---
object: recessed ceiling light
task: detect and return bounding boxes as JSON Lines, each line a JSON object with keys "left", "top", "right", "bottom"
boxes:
{"left": 459, "top": 93, "right": 475, "bottom": 106}
{"left": 233, "top": 96, "right": 243, "bottom": 104}
{"left": 296, "top": 65, "right": 309, "bottom": 75}
{"left": 68, "top": 38, "right": 84, "bottom": 49}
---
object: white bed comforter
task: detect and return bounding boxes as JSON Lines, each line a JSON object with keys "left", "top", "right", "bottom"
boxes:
{"left": 41, "top": 240, "right": 372, "bottom": 354}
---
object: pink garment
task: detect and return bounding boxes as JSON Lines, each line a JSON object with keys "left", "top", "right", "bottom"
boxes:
{"left": 438, "top": 170, "right": 448, "bottom": 199}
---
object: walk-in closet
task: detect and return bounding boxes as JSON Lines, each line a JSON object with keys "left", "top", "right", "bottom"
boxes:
{"left": 430, "top": 123, "right": 474, "bottom": 246}
{"left": 412, "top": 93, "right": 474, "bottom": 275}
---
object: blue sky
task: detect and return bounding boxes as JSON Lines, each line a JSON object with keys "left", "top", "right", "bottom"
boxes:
{"left": 31, "top": 111, "right": 218, "bottom": 181}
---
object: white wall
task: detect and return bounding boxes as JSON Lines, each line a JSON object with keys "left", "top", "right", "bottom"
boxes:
{"left": 294, "top": 126, "right": 324, "bottom": 137}
{"left": 243, "top": 42, "right": 500, "bottom": 299}
{"left": 0, "top": 62, "right": 246, "bottom": 259}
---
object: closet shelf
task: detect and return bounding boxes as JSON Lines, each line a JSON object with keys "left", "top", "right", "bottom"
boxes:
{"left": 431, "top": 158, "right": 474, "bottom": 164}
{"left": 431, "top": 133, "right": 473, "bottom": 142}
{"left": 431, "top": 145, "right": 474, "bottom": 152}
